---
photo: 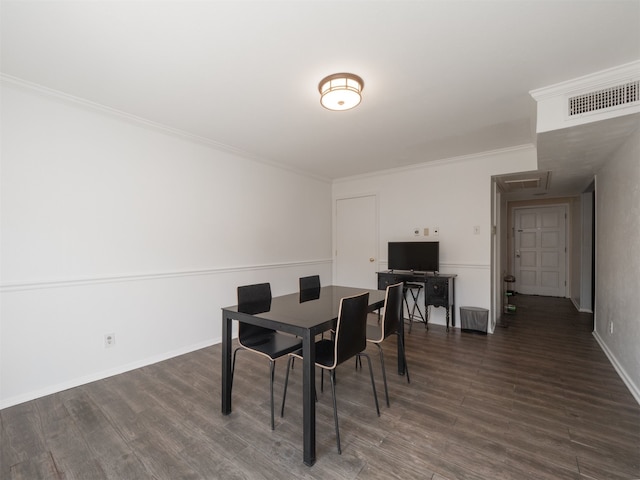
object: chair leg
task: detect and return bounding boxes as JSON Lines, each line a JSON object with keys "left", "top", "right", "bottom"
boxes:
{"left": 359, "top": 353, "right": 380, "bottom": 416}
{"left": 403, "top": 294, "right": 413, "bottom": 333}
{"left": 328, "top": 370, "right": 341, "bottom": 454}
{"left": 231, "top": 346, "right": 242, "bottom": 394}
{"left": 280, "top": 356, "right": 293, "bottom": 417}
{"left": 269, "top": 360, "right": 276, "bottom": 430}
{"left": 396, "top": 332, "right": 410, "bottom": 384}
{"left": 375, "top": 344, "right": 390, "bottom": 407}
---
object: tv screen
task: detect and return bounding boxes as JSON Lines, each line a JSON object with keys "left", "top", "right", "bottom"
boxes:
{"left": 388, "top": 241, "right": 439, "bottom": 272}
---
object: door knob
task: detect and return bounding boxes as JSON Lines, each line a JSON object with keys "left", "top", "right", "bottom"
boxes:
{"left": 369, "top": 257, "right": 375, "bottom": 262}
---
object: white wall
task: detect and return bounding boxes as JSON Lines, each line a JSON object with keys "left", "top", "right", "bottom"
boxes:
{"left": 593, "top": 126, "right": 640, "bottom": 402}
{"left": 0, "top": 82, "right": 333, "bottom": 408}
{"left": 332, "top": 146, "right": 537, "bottom": 330}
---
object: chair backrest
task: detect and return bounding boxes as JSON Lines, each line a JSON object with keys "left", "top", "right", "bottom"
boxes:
{"left": 299, "top": 275, "right": 321, "bottom": 291}
{"left": 382, "top": 283, "right": 404, "bottom": 339}
{"left": 299, "top": 275, "right": 321, "bottom": 303}
{"left": 238, "top": 283, "right": 272, "bottom": 305}
{"left": 299, "top": 287, "right": 321, "bottom": 303}
{"left": 237, "top": 283, "right": 273, "bottom": 340}
{"left": 333, "top": 292, "right": 370, "bottom": 367}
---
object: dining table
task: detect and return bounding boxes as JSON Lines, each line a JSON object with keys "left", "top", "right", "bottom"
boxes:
{"left": 221, "top": 285, "right": 388, "bottom": 466}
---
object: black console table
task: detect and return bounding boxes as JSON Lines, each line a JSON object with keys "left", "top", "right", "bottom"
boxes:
{"left": 377, "top": 271, "right": 457, "bottom": 331}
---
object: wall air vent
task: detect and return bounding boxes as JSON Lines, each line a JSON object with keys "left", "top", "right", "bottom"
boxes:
{"left": 496, "top": 171, "right": 551, "bottom": 195}
{"left": 569, "top": 80, "right": 639, "bottom": 116}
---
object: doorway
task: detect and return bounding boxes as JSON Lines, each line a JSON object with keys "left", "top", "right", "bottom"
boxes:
{"left": 513, "top": 205, "right": 567, "bottom": 297}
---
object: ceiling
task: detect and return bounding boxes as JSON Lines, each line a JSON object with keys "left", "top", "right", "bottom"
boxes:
{"left": 2, "top": 1, "right": 639, "bottom": 196}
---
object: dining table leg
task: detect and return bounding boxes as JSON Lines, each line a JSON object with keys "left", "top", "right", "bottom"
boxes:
{"left": 302, "top": 329, "right": 316, "bottom": 466}
{"left": 221, "top": 312, "right": 232, "bottom": 415}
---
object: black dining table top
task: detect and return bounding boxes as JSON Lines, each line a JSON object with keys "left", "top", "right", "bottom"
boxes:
{"left": 223, "top": 285, "right": 386, "bottom": 335}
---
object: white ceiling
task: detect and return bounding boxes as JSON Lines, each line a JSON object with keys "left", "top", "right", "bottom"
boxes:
{"left": 2, "top": 1, "right": 639, "bottom": 194}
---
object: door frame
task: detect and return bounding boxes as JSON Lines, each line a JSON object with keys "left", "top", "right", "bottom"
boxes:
{"left": 490, "top": 178, "right": 503, "bottom": 329}
{"left": 332, "top": 192, "right": 379, "bottom": 286}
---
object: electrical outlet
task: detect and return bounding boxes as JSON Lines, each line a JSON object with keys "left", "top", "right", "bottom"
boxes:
{"left": 104, "top": 333, "right": 116, "bottom": 348}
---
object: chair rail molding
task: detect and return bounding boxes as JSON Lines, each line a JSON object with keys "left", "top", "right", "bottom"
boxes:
{"left": 0, "top": 259, "right": 333, "bottom": 293}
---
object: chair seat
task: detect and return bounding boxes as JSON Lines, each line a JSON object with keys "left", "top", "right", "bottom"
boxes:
{"left": 291, "top": 338, "right": 335, "bottom": 368}
{"left": 313, "top": 338, "right": 336, "bottom": 368}
{"left": 241, "top": 331, "right": 302, "bottom": 359}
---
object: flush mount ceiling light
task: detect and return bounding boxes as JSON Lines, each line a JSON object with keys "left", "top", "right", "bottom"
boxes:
{"left": 318, "top": 73, "right": 364, "bottom": 111}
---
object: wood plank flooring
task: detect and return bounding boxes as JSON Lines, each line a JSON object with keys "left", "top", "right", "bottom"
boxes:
{"left": 2, "top": 295, "right": 639, "bottom": 479}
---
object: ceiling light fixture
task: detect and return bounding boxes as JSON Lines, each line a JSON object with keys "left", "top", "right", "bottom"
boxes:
{"left": 318, "top": 73, "right": 364, "bottom": 111}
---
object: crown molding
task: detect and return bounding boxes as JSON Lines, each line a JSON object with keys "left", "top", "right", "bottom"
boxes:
{"left": 0, "top": 74, "right": 332, "bottom": 183}
{"left": 333, "top": 144, "right": 535, "bottom": 184}
{"left": 530, "top": 60, "right": 640, "bottom": 101}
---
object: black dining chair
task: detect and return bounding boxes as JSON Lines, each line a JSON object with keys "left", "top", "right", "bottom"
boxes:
{"left": 232, "top": 282, "right": 302, "bottom": 430}
{"left": 299, "top": 274, "right": 321, "bottom": 291}
{"left": 298, "top": 275, "right": 321, "bottom": 303}
{"left": 280, "top": 291, "right": 380, "bottom": 454}
{"left": 366, "top": 282, "right": 410, "bottom": 407}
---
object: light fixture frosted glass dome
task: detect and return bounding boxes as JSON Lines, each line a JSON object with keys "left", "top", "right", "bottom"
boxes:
{"left": 318, "top": 73, "right": 364, "bottom": 111}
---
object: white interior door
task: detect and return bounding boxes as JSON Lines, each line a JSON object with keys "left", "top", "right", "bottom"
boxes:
{"left": 335, "top": 195, "right": 377, "bottom": 289}
{"left": 514, "top": 206, "right": 567, "bottom": 297}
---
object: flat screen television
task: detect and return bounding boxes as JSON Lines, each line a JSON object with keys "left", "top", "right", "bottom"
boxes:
{"left": 388, "top": 241, "right": 439, "bottom": 273}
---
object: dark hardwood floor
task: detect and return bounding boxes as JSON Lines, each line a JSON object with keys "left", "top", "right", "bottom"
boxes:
{"left": 2, "top": 295, "right": 639, "bottom": 479}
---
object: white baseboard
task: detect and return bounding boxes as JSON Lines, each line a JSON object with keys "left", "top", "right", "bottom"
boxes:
{"left": 593, "top": 331, "right": 640, "bottom": 405}
{"left": 570, "top": 296, "right": 593, "bottom": 313}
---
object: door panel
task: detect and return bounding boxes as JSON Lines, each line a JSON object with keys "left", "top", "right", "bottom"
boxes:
{"left": 541, "top": 231, "right": 559, "bottom": 247}
{"left": 541, "top": 251, "right": 559, "bottom": 267}
{"left": 520, "top": 212, "right": 537, "bottom": 229}
{"left": 520, "top": 270, "right": 537, "bottom": 287}
{"left": 514, "top": 206, "right": 566, "bottom": 297}
{"left": 520, "top": 232, "right": 536, "bottom": 248}
{"left": 541, "top": 271, "right": 560, "bottom": 288}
